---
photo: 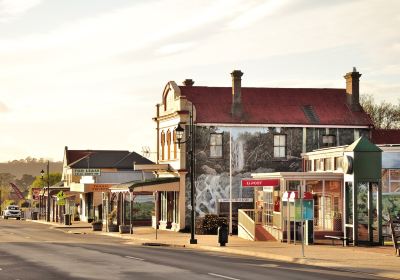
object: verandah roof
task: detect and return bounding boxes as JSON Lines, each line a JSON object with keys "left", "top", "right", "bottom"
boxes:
{"left": 109, "top": 177, "right": 180, "bottom": 193}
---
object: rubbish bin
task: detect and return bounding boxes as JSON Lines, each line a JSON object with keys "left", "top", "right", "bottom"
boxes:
{"left": 218, "top": 225, "right": 229, "bottom": 246}
{"left": 64, "top": 214, "right": 71, "bottom": 226}
{"left": 31, "top": 212, "right": 38, "bottom": 220}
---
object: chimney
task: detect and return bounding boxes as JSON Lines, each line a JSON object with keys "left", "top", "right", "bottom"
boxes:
{"left": 344, "top": 67, "right": 362, "bottom": 111}
{"left": 231, "top": 70, "right": 243, "bottom": 118}
{"left": 182, "top": 79, "right": 194, "bottom": 86}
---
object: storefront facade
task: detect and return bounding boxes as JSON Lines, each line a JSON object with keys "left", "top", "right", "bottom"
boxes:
{"left": 241, "top": 137, "right": 383, "bottom": 246}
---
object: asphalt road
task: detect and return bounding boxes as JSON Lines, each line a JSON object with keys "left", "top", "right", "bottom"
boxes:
{"left": 0, "top": 219, "right": 389, "bottom": 280}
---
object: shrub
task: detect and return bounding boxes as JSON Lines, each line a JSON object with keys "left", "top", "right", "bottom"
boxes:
{"left": 196, "top": 214, "right": 228, "bottom": 235}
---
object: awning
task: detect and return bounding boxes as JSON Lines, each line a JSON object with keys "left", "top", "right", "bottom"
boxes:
{"left": 109, "top": 177, "right": 180, "bottom": 193}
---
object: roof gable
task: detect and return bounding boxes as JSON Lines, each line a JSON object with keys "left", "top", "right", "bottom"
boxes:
{"left": 66, "top": 150, "right": 153, "bottom": 169}
{"left": 345, "top": 137, "right": 382, "bottom": 152}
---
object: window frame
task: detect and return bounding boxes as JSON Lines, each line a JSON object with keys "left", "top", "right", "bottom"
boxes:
{"left": 273, "top": 134, "right": 287, "bottom": 159}
{"left": 209, "top": 133, "right": 223, "bottom": 159}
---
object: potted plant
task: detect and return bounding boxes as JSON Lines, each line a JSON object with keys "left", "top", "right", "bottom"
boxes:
{"left": 91, "top": 220, "right": 103, "bottom": 231}
{"left": 107, "top": 209, "right": 119, "bottom": 232}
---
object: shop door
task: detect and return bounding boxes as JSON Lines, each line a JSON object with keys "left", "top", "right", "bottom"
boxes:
{"left": 357, "top": 182, "right": 380, "bottom": 245}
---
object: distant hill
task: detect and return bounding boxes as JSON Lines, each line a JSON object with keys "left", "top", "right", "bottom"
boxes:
{"left": 0, "top": 158, "right": 63, "bottom": 179}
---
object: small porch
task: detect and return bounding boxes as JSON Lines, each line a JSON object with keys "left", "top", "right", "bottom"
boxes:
{"left": 108, "top": 177, "right": 184, "bottom": 232}
{"left": 239, "top": 172, "right": 345, "bottom": 244}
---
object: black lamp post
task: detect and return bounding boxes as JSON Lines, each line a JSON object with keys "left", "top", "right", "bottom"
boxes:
{"left": 41, "top": 161, "right": 50, "bottom": 222}
{"left": 176, "top": 108, "right": 197, "bottom": 245}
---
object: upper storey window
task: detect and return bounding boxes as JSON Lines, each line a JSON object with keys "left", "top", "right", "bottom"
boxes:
{"left": 273, "top": 134, "right": 286, "bottom": 158}
{"left": 210, "top": 133, "right": 223, "bottom": 158}
{"left": 161, "top": 131, "right": 165, "bottom": 160}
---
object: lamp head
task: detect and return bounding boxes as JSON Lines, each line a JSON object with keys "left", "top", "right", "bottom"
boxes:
{"left": 175, "top": 123, "right": 185, "bottom": 145}
{"left": 40, "top": 169, "right": 45, "bottom": 179}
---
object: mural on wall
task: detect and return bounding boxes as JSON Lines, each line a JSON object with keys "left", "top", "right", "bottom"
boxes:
{"left": 185, "top": 126, "right": 303, "bottom": 220}
{"left": 184, "top": 125, "right": 370, "bottom": 223}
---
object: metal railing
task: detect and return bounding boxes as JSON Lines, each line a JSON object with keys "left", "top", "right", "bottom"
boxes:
{"left": 238, "top": 209, "right": 256, "bottom": 240}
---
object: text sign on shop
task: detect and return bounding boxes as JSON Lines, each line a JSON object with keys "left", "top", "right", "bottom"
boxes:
{"left": 218, "top": 198, "right": 253, "bottom": 202}
{"left": 73, "top": 168, "right": 101, "bottom": 176}
{"left": 87, "top": 184, "right": 112, "bottom": 192}
{"left": 241, "top": 179, "right": 279, "bottom": 187}
{"left": 31, "top": 188, "right": 41, "bottom": 200}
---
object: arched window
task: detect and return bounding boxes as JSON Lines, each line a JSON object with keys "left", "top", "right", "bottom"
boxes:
{"left": 173, "top": 129, "right": 177, "bottom": 159}
{"left": 161, "top": 131, "right": 165, "bottom": 160}
{"left": 167, "top": 130, "right": 171, "bottom": 160}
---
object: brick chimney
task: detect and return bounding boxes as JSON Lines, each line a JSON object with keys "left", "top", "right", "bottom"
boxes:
{"left": 344, "top": 67, "right": 362, "bottom": 111}
{"left": 182, "top": 79, "right": 194, "bottom": 86}
{"left": 231, "top": 70, "right": 243, "bottom": 118}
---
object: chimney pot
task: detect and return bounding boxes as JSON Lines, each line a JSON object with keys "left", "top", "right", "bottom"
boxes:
{"left": 344, "top": 67, "right": 362, "bottom": 111}
{"left": 231, "top": 70, "right": 244, "bottom": 118}
{"left": 183, "top": 79, "right": 194, "bottom": 86}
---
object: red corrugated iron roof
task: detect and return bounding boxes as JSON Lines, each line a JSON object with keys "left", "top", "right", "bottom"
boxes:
{"left": 179, "top": 86, "right": 372, "bottom": 126}
{"left": 372, "top": 129, "right": 400, "bottom": 144}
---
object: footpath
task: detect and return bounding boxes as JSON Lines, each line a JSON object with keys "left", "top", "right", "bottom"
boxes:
{"left": 30, "top": 219, "right": 400, "bottom": 280}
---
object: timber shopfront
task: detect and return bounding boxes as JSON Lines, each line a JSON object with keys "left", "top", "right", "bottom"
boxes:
{"left": 241, "top": 137, "right": 384, "bottom": 246}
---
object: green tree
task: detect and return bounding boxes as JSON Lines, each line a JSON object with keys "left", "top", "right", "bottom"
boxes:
{"left": 30, "top": 173, "right": 62, "bottom": 190}
{"left": 360, "top": 94, "right": 400, "bottom": 129}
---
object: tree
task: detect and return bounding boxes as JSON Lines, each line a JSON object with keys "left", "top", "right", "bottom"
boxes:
{"left": 30, "top": 173, "right": 62, "bottom": 189}
{"left": 360, "top": 94, "right": 400, "bottom": 129}
{"left": 15, "top": 174, "right": 35, "bottom": 192}
{"left": 0, "top": 173, "right": 16, "bottom": 187}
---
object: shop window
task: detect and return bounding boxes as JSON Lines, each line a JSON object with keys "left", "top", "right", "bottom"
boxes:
{"left": 334, "top": 157, "right": 343, "bottom": 171}
{"left": 305, "top": 160, "right": 312, "bottom": 171}
{"left": 161, "top": 131, "right": 165, "bottom": 160}
{"left": 210, "top": 133, "right": 223, "bottom": 158}
{"left": 273, "top": 134, "right": 286, "bottom": 158}
{"left": 322, "top": 135, "right": 336, "bottom": 147}
{"left": 324, "top": 158, "right": 333, "bottom": 171}
{"left": 315, "top": 159, "right": 324, "bottom": 171}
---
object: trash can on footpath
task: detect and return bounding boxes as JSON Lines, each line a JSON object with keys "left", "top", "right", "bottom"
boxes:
{"left": 31, "top": 212, "right": 38, "bottom": 220}
{"left": 64, "top": 214, "right": 71, "bottom": 226}
{"left": 218, "top": 225, "right": 229, "bottom": 246}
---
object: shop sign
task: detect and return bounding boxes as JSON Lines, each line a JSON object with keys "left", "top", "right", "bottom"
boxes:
{"left": 88, "top": 184, "right": 113, "bottom": 192}
{"left": 241, "top": 179, "right": 279, "bottom": 187}
{"left": 73, "top": 168, "right": 101, "bottom": 176}
{"left": 31, "top": 188, "right": 41, "bottom": 200}
{"left": 218, "top": 198, "right": 253, "bottom": 202}
{"left": 294, "top": 200, "right": 314, "bottom": 221}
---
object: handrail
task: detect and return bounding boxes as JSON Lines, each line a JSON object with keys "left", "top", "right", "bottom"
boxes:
{"left": 238, "top": 209, "right": 255, "bottom": 240}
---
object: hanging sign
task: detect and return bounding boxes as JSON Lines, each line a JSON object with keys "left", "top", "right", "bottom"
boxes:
{"left": 73, "top": 169, "right": 101, "bottom": 176}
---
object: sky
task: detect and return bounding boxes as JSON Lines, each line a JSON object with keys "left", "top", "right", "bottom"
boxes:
{"left": 0, "top": 0, "right": 399, "bottom": 163}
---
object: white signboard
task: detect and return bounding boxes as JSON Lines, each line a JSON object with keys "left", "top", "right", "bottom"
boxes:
{"left": 73, "top": 168, "right": 101, "bottom": 176}
{"left": 217, "top": 198, "right": 253, "bottom": 203}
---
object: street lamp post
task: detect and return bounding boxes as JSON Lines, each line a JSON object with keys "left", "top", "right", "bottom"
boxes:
{"left": 41, "top": 161, "right": 50, "bottom": 222}
{"left": 176, "top": 105, "right": 197, "bottom": 245}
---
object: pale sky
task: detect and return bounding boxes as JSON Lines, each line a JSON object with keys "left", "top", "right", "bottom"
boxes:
{"left": 0, "top": 0, "right": 399, "bottom": 162}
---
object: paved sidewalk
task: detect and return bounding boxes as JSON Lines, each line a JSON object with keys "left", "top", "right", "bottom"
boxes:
{"left": 30, "top": 219, "right": 400, "bottom": 279}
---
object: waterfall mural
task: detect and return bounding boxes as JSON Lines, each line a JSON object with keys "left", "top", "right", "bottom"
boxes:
{"left": 185, "top": 126, "right": 304, "bottom": 223}
{"left": 182, "top": 124, "right": 369, "bottom": 226}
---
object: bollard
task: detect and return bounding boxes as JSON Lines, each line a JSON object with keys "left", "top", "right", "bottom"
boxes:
{"left": 218, "top": 225, "right": 229, "bottom": 246}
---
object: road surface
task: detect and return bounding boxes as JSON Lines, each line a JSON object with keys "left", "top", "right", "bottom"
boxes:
{"left": 0, "top": 219, "right": 387, "bottom": 280}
